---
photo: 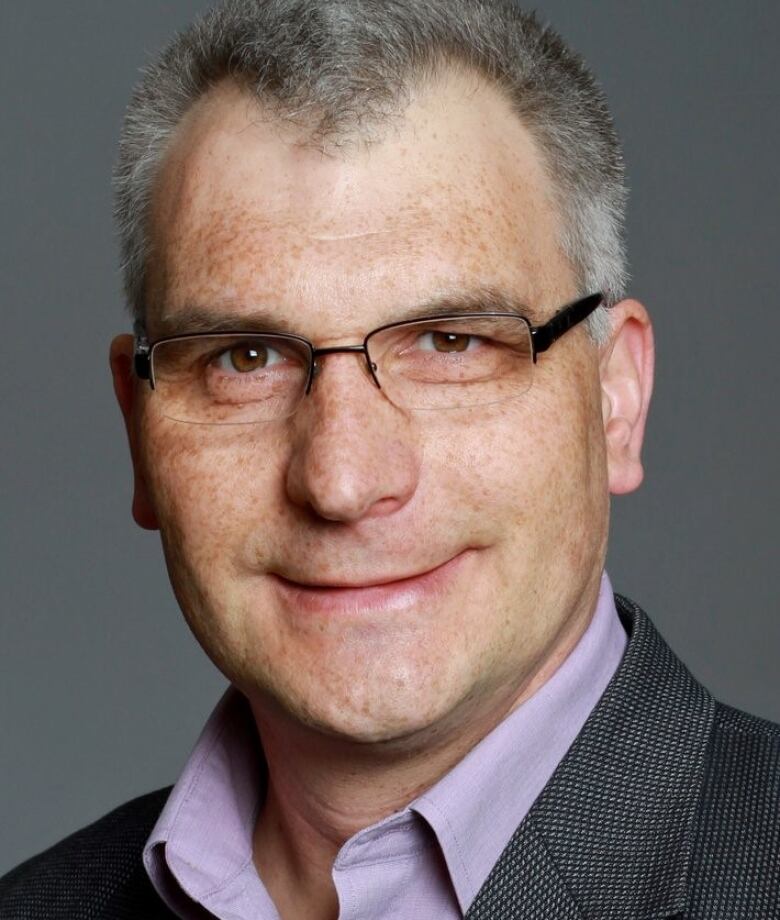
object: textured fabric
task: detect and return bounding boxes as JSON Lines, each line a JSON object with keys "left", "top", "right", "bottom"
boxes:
{"left": 143, "top": 572, "right": 625, "bottom": 920}
{"left": 2, "top": 596, "right": 779, "bottom": 919}
{"left": 687, "top": 703, "right": 780, "bottom": 919}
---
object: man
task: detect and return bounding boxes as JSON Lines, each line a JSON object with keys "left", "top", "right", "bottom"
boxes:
{"left": 1, "top": 1, "right": 777, "bottom": 917}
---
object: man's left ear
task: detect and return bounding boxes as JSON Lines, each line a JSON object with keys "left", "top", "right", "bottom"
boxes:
{"left": 599, "top": 299, "right": 654, "bottom": 495}
{"left": 110, "top": 334, "right": 160, "bottom": 531}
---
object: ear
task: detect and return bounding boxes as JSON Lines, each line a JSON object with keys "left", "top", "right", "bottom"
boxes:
{"left": 110, "top": 334, "right": 160, "bottom": 530}
{"left": 599, "top": 299, "right": 655, "bottom": 495}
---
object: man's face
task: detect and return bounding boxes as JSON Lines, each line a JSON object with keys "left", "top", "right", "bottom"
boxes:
{"left": 118, "top": 74, "right": 616, "bottom": 746}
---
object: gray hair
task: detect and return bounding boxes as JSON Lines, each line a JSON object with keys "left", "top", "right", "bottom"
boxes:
{"left": 114, "top": 0, "right": 628, "bottom": 342}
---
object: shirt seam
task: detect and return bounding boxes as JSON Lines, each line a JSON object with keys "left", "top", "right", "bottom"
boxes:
{"left": 335, "top": 839, "right": 437, "bottom": 871}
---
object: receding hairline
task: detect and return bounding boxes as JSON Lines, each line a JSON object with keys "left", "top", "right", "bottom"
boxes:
{"left": 153, "top": 58, "right": 548, "bottom": 167}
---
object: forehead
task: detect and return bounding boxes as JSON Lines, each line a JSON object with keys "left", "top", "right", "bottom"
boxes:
{"left": 148, "top": 73, "right": 574, "bottom": 333}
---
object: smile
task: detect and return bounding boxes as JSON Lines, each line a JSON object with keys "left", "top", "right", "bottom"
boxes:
{"left": 270, "top": 550, "right": 472, "bottom": 616}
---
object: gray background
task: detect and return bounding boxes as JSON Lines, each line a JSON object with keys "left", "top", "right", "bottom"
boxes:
{"left": 1, "top": 1, "right": 778, "bottom": 876}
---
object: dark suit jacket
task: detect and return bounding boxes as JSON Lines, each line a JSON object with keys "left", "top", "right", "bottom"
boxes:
{"left": 2, "top": 596, "right": 779, "bottom": 919}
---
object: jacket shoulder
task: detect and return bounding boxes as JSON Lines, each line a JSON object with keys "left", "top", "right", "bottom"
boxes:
{"left": 0, "top": 787, "right": 172, "bottom": 920}
{"left": 689, "top": 702, "right": 780, "bottom": 918}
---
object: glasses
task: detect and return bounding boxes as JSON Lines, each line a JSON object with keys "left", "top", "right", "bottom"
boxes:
{"left": 133, "top": 292, "right": 603, "bottom": 425}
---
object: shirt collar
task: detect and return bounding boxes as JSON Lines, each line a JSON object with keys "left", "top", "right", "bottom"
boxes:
{"left": 143, "top": 684, "right": 270, "bottom": 912}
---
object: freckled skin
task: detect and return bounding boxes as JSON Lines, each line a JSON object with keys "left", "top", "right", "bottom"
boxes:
{"left": 128, "top": 72, "right": 613, "bottom": 751}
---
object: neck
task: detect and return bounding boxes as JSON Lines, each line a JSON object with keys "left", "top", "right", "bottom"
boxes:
{"left": 253, "top": 704, "right": 491, "bottom": 850}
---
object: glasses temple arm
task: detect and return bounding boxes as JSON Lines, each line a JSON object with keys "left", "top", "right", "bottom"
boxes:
{"left": 133, "top": 320, "right": 152, "bottom": 380}
{"left": 530, "top": 293, "right": 604, "bottom": 360}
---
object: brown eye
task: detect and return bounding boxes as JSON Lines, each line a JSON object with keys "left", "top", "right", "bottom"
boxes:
{"left": 228, "top": 345, "right": 268, "bottom": 372}
{"left": 431, "top": 331, "right": 471, "bottom": 353}
{"left": 211, "top": 339, "right": 287, "bottom": 375}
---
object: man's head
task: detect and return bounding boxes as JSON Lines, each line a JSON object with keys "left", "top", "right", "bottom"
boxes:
{"left": 110, "top": 0, "right": 653, "bottom": 751}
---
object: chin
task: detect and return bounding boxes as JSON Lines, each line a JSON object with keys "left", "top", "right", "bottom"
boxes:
{"left": 303, "top": 710, "right": 450, "bottom": 749}
{"left": 250, "top": 664, "right": 471, "bottom": 749}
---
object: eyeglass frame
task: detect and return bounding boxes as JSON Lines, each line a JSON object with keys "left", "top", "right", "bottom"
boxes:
{"left": 132, "top": 291, "right": 604, "bottom": 400}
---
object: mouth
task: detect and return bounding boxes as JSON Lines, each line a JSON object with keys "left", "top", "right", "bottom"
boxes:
{"left": 269, "top": 550, "right": 472, "bottom": 616}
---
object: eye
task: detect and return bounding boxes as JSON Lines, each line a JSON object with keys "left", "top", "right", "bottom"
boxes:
{"left": 213, "top": 342, "right": 285, "bottom": 373}
{"left": 416, "top": 330, "right": 480, "bottom": 353}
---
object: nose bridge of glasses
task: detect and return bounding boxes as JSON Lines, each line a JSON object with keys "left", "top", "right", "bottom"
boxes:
{"left": 308, "top": 343, "right": 380, "bottom": 391}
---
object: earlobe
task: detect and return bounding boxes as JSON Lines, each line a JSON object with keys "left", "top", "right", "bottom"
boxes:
{"left": 110, "top": 335, "right": 160, "bottom": 531}
{"left": 599, "top": 299, "right": 655, "bottom": 496}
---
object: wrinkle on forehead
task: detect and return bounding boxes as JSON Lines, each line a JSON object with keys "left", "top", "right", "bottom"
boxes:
{"left": 164, "top": 204, "right": 436, "bottom": 248}
{"left": 305, "top": 228, "right": 394, "bottom": 241}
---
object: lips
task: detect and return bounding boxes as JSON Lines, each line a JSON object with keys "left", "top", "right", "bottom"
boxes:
{"left": 275, "top": 561, "right": 451, "bottom": 590}
{"left": 269, "top": 550, "right": 472, "bottom": 616}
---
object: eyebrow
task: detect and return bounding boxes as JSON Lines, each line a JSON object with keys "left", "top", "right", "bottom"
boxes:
{"left": 154, "top": 305, "right": 292, "bottom": 338}
{"left": 152, "top": 287, "right": 539, "bottom": 340}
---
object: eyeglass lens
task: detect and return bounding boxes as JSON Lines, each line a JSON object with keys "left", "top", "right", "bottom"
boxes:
{"left": 149, "top": 316, "right": 534, "bottom": 424}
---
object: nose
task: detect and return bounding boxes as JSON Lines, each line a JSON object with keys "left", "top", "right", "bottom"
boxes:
{"left": 285, "top": 354, "right": 421, "bottom": 523}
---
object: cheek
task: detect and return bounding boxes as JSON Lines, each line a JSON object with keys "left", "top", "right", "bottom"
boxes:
{"left": 139, "top": 416, "right": 287, "bottom": 575}
{"left": 137, "top": 419, "right": 295, "bottom": 680}
{"left": 440, "top": 378, "right": 607, "bottom": 564}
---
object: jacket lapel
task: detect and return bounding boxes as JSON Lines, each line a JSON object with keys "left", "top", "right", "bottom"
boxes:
{"left": 466, "top": 816, "right": 585, "bottom": 919}
{"left": 467, "top": 596, "right": 716, "bottom": 920}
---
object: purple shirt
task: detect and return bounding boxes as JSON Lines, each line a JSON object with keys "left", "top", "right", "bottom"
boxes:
{"left": 143, "top": 572, "right": 626, "bottom": 919}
